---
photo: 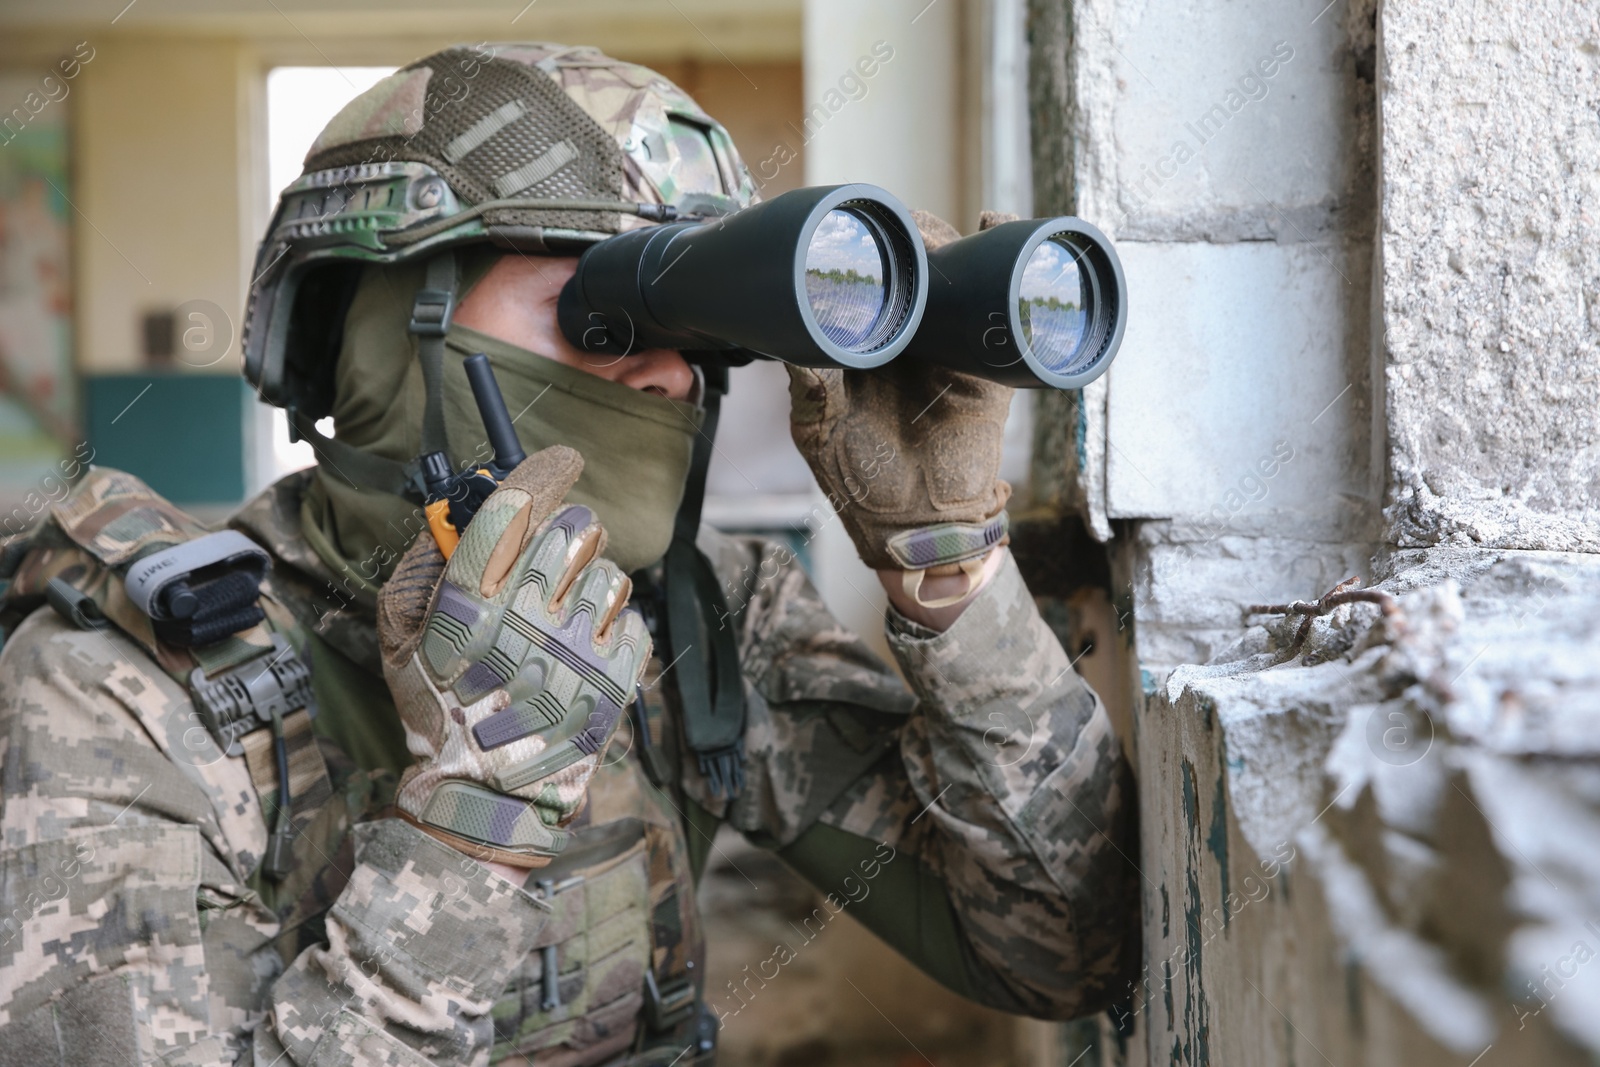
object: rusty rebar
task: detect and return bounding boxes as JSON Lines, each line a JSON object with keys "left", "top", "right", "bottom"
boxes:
{"left": 1246, "top": 576, "right": 1404, "bottom": 660}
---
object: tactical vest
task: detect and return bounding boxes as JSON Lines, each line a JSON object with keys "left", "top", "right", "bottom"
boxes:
{"left": 0, "top": 468, "right": 713, "bottom": 1065}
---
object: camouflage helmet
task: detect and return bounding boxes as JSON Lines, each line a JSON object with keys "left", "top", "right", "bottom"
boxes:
{"left": 242, "top": 42, "right": 759, "bottom": 423}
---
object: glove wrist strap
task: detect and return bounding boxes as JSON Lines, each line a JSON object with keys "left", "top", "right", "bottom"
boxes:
{"left": 403, "top": 780, "right": 568, "bottom": 868}
{"left": 883, "top": 513, "right": 1009, "bottom": 572}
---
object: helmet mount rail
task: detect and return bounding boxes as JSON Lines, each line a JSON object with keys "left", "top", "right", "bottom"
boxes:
{"left": 384, "top": 195, "right": 692, "bottom": 247}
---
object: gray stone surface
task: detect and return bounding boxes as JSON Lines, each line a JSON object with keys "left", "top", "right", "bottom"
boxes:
{"left": 1128, "top": 527, "right": 1379, "bottom": 671}
{"left": 1071, "top": 0, "right": 1375, "bottom": 239}
{"left": 1023, "top": 0, "right": 1598, "bottom": 1062}
{"left": 1139, "top": 550, "right": 1600, "bottom": 1065}
{"left": 1379, "top": 0, "right": 1600, "bottom": 551}
{"left": 1030, "top": 0, "right": 1383, "bottom": 545}
{"left": 1105, "top": 239, "right": 1376, "bottom": 536}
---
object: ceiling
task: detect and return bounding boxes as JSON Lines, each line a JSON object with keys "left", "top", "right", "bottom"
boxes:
{"left": 0, "top": 0, "right": 803, "bottom": 62}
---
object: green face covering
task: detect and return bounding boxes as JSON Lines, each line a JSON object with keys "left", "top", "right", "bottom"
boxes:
{"left": 301, "top": 259, "right": 703, "bottom": 602}
{"left": 442, "top": 323, "right": 703, "bottom": 572}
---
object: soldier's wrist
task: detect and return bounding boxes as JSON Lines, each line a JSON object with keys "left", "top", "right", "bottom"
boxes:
{"left": 879, "top": 546, "right": 1006, "bottom": 632}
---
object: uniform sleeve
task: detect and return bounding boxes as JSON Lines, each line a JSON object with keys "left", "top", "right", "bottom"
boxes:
{"left": 686, "top": 532, "right": 1139, "bottom": 1019}
{"left": 251, "top": 820, "right": 549, "bottom": 1066}
{"left": 0, "top": 608, "right": 546, "bottom": 1065}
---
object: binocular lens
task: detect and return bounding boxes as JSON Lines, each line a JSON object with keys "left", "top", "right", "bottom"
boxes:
{"left": 1018, "top": 236, "right": 1091, "bottom": 373}
{"left": 804, "top": 208, "right": 891, "bottom": 351}
{"left": 557, "top": 184, "right": 927, "bottom": 369}
{"left": 903, "top": 217, "right": 1125, "bottom": 389}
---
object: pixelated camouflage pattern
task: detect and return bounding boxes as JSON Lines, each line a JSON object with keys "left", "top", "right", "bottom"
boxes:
{"left": 0, "top": 468, "right": 1135, "bottom": 1063}
{"left": 690, "top": 530, "right": 917, "bottom": 842}
{"left": 256, "top": 818, "right": 552, "bottom": 1066}
{"left": 842, "top": 552, "right": 1140, "bottom": 1017}
{"left": 688, "top": 527, "right": 1139, "bottom": 1016}
{"left": 0, "top": 610, "right": 280, "bottom": 1061}
{"left": 238, "top": 707, "right": 334, "bottom": 845}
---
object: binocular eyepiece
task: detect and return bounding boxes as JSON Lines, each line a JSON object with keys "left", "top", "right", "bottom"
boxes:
{"left": 557, "top": 183, "right": 1127, "bottom": 390}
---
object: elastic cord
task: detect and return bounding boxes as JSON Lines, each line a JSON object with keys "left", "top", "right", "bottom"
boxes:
{"left": 271, "top": 707, "right": 292, "bottom": 832}
{"left": 901, "top": 554, "right": 993, "bottom": 610}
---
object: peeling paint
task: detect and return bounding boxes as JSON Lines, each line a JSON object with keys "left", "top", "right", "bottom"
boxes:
{"left": 1208, "top": 766, "right": 1231, "bottom": 926}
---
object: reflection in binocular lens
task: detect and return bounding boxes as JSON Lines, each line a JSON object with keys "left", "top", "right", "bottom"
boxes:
{"left": 805, "top": 209, "right": 889, "bottom": 351}
{"left": 1018, "top": 237, "right": 1089, "bottom": 372}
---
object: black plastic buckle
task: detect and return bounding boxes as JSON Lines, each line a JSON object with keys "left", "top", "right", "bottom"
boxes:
{"left": 408, "top": 287, "right": 455, "bottom": 336}
{"left": 189, "top": 634, "right": 316, "bottom": 757}
{"left": 643, "top": 970, "right": 696, "bottom": 1032}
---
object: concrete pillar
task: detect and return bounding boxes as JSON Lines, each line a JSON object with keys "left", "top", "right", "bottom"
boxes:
{"left": 801, "top": 0, "right": 964, "bottom": 222}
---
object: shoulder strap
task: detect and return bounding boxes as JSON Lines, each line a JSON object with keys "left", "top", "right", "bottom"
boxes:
{"left": 412, "top": 251, "right": 457, "bottom": 462}
{"left": 290, "top": 409, "right": 424, "bottom": 501}
{"left": 658, "top": 364, "right": 747, "bottom": 799}
{"left": 6, "top": 467, "right": 329, "bottom": 882}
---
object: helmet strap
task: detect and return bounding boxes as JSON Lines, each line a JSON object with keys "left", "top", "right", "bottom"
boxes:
{"left": 410, "top": 251, "right": 459, "bottom": 464}
{"left": 288, "top": 252, "right": 459, "bottom": 506}
{"left": 289, "top": 408, "right": 425, "bottom": 503}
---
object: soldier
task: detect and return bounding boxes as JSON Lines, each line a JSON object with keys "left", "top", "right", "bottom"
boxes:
{"left": 0, "top": 43, "right": 1137, "bottom": 1065}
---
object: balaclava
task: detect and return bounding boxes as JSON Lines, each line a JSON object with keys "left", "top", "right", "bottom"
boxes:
{"left": 300, "top": 254, "right": 703, "bottom": 603}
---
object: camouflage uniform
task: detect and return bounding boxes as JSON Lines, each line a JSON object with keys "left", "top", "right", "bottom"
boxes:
{"left": 0, "top": 40, "right": 1138, "bottom": 1067}
{"left": 0, "top": 464, "right": 1137, "bottom": 1065}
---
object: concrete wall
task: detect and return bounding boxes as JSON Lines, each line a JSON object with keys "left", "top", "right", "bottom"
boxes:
{"left": 1066, "top": 0, "right": 1385, "bottom": 672}
{"left": 1136, "top": 549, "right": 1600, "bottom": 1067}
{"left": 1027, "top": 0, "right": 1600, "bottom": 1063}
{"left": 1378, "top": 0, "right": 1600, "bottom": 552}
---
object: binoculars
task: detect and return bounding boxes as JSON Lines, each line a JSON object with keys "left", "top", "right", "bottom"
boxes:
{"left": 557, "top": 183, "right": 1127, "bottom": 390}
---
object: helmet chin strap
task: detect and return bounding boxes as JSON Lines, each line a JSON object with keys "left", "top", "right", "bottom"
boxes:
{"left": 654, "top": 362, "right": 747, "bottom": 799}
{"left": 410, "top": 251, "right": 459, "bottom": 467}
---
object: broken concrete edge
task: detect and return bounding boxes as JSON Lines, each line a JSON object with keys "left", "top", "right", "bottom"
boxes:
{"left": 1143, "top": 547, "right": 1600, "bottom": 1057}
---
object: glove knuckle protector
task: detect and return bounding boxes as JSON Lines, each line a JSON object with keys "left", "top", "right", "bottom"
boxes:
{"left": 378, "top": 449, "right": 651, "bottom": 868}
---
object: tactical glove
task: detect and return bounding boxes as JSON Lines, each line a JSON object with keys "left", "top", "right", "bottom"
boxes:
{"left": 787, "top": 210, "right": 1018, "bottom": 606}
{"left": 377, "top": 445, "right": 651, "bottom": 868}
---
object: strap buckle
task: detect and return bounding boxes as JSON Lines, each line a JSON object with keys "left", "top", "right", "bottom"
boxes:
{"left": 409, "top": 287, "right": 455, "bottom": 337}
{"left": 45, "top": 577, "right": 111, "bottom": 631}
{"left": 189, "top": 633, "right": 316, "bottom": 757}
{"left": 643, "top": 969, "right": 696, "bottom": 1032}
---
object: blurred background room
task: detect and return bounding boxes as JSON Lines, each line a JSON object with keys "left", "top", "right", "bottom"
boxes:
{"left": 0, "top": 2, "right": 1052, "bottom": 1064}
